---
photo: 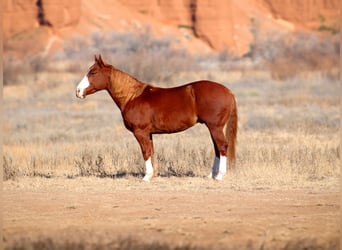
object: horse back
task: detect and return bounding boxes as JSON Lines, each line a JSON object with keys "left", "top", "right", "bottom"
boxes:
{"left": 123, "top": 84, "right": 197, "bottom": 133}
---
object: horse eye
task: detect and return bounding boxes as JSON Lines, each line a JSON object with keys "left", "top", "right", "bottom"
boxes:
{"left": 90, "top": 71, "right": 96, "bottom": 75}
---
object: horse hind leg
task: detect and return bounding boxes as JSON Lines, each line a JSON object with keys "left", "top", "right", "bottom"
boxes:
{"left": 208, "top": 143, "right": 220, "bottom": 178}
{"left": 215, "top": 155, "right": 227, "bottom": 181}
{"left": 207, "top": 126, "right": 228, "bottom": 181}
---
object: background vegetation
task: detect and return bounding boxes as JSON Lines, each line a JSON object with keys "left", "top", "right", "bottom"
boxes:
{"left": 3, "top": 29, "right": 339, "bottom": 188}
{"left": 6, "top": 236, "right": 338, "bottom": 250}
{"left": 3, "top": 26, "right": 340, "bottom": 250}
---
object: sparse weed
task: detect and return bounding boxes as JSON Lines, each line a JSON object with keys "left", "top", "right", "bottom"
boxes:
{"left": 3, "top": 156, "right": 18, "bottom": 181}
{"left": 6, "top": 235, "right": 338, "bottom": 250}
{"left": 3, "top": 55, "right": 48, "bottom": 86}
{"left": 74, "top": 152, "right": 107, "bottom": 177}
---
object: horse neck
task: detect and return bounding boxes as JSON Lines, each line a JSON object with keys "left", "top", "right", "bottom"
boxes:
{"left": 108, "top": 67, "right": 146, "bottom": 111}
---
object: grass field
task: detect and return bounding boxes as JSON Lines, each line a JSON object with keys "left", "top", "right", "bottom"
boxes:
{"left": 3, "top": 31, "right": 340, "bottom": 248}
{"left": 3, "top": 67, "right": 339, "bottom": 186}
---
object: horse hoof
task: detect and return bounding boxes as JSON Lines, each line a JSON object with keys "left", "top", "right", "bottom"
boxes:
{"left": 208, "top": 169, "right": 219, "bottom": 179}
{"left": 214, "top": 173, "right": 225, "bottom": 181}
{"left": 142, "top": 175, "right": 152, "bottom": 182}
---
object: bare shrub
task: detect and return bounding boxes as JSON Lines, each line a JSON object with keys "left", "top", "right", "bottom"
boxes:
{"left": 155, "top": 137, "right": 212, "bottom": 178}
{"left": 6, "top": 235, "right": 338, "bottom": 250}
{"left": 29, "top": 55, "right": 47, "bottom": 73}
{"left": 4, "top": 55, "right": 48, "bottom": 85}
{"left": 243, "top": 17, "right": 339, "bottom": 79}
{"left": 6, "top": 236, "right": 205, "bottom": 250}
{"left": 74, "top": 152, "right": 107, "bottom": 177}
{"left": 3, "top": 57, "right": 27, "bottom": 86}
{"left": 3, "top": 155, "right": 18, "bottom": 181}
{"left": 254, "top": 32, "right": 339, "bottom": 79}
{"left": 59, "top": 28, "right": 195, "bottom": 85}
{"left": 283, "top": 238, "right": 339, "bottom": 250}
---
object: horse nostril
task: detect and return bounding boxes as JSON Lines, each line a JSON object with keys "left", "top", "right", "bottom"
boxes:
{"left": 76, "top": 88, "right": 85, "bottom": 99}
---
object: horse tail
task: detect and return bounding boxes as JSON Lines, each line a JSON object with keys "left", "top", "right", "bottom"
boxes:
{"left": 225, "top": 94, "right": 238, "bottom": 168}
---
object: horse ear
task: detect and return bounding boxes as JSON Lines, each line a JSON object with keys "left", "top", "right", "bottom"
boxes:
{"left": 94, "top": 55, "right": 99, "bottom": 64}
{"left": 98, "top": 54, "right": 105, "bottom": 67}
{"left": 95, "top": 54, "right": 105, "bottom": 67}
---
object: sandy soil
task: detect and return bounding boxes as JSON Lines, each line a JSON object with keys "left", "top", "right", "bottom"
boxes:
{"left": 3, "top": 177, "right": 339, "bottom": 249}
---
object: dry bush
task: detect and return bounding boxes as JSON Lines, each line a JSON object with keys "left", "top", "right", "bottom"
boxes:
{"left": 3, "top": 56, "right": 30, "bottom": 86}
{"left": 58, "top": 28, "right": 196, "bottom": 85}
{"left": 74, "top": 153, "right": 107, "bottom": 177}
{"left": 3, "top": 156, "right": 18, "bottom": 181}
{"left": 253, "top": 32, "right": 339, "bottom": 80}
{"left": 247, "top": 14, "right": 340, "bottom": 77}
{"left": 73, "top": 149, "right": 143, "bottom": 179}
{"left": 5, "top": 28, "right": 339, "bottom": 87}
{"left": 283, "top": 238, "right": 339, "bottom": 250}
{"left": 6, "top": 236, "right": 205, "bottom": 250}
{"left": 6, "top": 236, "right": 338, "bottom": 250}
{"left": 4, "top": 55, "right": 48, "bottom": 86}
{"left": 5, "top": 28, "right": 195, "bottom": 87}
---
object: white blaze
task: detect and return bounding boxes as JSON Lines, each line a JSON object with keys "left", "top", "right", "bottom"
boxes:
{"left": 76, "top": 75, "right": 90, "bottom": 98}
{"left": 143, "top": 157, "right": 154, "bottom": 182}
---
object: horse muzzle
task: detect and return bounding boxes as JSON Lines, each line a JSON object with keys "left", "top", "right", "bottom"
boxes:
{"left": 76, "top": 88, "right": 85, "bottom": 99}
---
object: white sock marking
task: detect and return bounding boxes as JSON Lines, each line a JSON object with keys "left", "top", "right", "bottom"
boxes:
{"left": 143, "top": 157, "right": 153, "bottom": 181}
{"left": 76, "top": 75, "right": 90, "bottom": 98}
{"left": 215, "top": 155, "right": 227, "bottom": 181}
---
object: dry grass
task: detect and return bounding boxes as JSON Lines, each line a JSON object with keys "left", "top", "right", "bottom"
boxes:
{"left": 6, "top": 236, "right": 338, "bottom": 250}
{"left": 6, "top": 236, "right": 206, "bottom": 250}
{"left": 3, "top": 29, "right": 340, "bottom": 250}
{"left": 3, "top": 67, "right": 339, "bottom": 189}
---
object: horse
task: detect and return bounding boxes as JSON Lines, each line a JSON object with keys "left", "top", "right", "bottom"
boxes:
{"left": 76, "top": 55, "right": 238, "bottom": 181}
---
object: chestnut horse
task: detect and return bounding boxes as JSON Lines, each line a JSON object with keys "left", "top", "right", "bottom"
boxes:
{"left": 76, "top": 55, "right": 237, "bottom": 181}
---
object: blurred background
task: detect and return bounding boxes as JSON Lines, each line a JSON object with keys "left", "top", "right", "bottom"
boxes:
{"left": 3, "top": 0, "right": 340, "bottom": 181}
{"left": 3, "top": 0, "right": 339, "bottom": 84}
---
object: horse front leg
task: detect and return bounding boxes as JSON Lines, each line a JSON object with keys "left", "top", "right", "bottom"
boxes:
{"left": 133, "top": 130, "right": 155, "bottom": 181}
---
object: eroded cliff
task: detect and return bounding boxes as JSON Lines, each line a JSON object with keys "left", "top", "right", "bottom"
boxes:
{"left": 3, "top": 0, "right": 339, "bottom": 56}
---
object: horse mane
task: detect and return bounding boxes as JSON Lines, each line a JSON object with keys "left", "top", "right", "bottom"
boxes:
{"left": 108, "top": 66, "right": 148, "bottom": 110}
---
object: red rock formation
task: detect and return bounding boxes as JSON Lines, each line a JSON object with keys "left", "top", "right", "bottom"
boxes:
{"left": 42, "top": 0, "right": 81, "bottom": 28}
{"left": 260, "top": 0, "right": 339, "bottom": 30}
{"left": 3, "top": 0, "right": 38, "bottom": 38}
{"left": 118, "top": 0, "right": 339, "bottom": 54}
{"left": 3, "top": 0, "right": 81, "bottom": 38}
{"left": 3, "top": 0, "right": 339, "bottom": 56}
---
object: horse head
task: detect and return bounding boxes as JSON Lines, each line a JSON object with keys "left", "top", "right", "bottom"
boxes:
{"left": 76, "top": 55, "right": 110, "bottom": 99}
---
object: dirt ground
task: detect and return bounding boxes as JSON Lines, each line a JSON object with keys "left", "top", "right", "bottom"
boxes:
{"left": 3, "top": 177, "right": 340, "bottom": 249}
